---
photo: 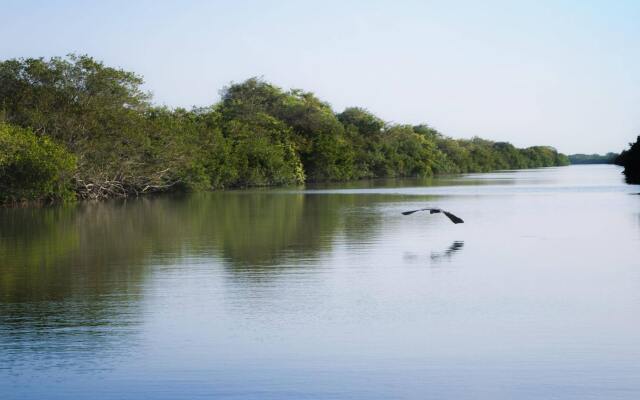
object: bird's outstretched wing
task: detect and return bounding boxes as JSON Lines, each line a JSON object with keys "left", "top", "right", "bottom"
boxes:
{"left": 442, "top": 211, "right": 464, "bottom": 224}
{"left": 401, "top": 208, "right": 436, "bottom": 215}
{"left": 401, "top": 208, "right": 464, "bottom": 224}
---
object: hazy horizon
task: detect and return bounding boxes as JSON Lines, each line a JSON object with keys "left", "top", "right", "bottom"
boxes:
{"left": 2, "top": 0, "right": 638, "bottom": 154}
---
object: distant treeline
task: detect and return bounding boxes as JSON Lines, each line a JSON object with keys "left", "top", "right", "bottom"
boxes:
{"left": 568, "top": 153, "right": 618, "bottom": 164}
{"left": 615, "top": 137, "right": 640, "bottom": 184}
{"left": 0, "top": 55, "right": 569, "bottom": 204}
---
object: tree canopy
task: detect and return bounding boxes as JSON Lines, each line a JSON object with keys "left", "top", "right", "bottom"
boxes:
{"left": 0, "top": 123, "right": 76, "bottom": 204}
{"left": 0, "top": 55, "right": 570, "bottom": 204}
{"left": 568, "top": 153, "right": 618, "bottom": 165}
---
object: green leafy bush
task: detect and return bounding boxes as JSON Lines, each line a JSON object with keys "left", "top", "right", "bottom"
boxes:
{"left": 222, "top": 113, "right": 305, "bottom": 187}
{"left": 0, "top": 123, "right": 76, "bottom": 203}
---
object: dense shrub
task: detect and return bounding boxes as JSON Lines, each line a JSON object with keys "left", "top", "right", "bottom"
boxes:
{"left": 0, "top": 123, "right": 76, "bottom": 203}
{"left": 222, "top": 113, "right": 305, "bottom": 186}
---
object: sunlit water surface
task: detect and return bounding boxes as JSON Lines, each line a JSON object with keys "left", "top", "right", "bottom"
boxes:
{"left": 1, "top": 165, "right": 640, "bottom": 399}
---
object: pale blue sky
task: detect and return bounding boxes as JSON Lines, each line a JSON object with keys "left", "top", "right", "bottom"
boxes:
{"left": 1, "top": 0, "right": 639, "bottom": 153}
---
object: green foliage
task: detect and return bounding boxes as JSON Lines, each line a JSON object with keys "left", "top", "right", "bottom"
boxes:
{"left": 430, "top": 135, "right": 569, "bottom": 173}
{"left": 521, "top": 146, "right": 570, "bottom": 168}
{"left": 616, "top": 136, "right": 640, "bottom": 184}
{"left": 376, "top": 125, "right": 435, "bottom": 177}
{"left": 0, "top": 55, "right": 149, "bottom": 147}
{"left": 0, "top": 55, "right": 207, "bottom": 199}
{"left": 338, "top": 107, "right": 384, "bottom": 137}
{"left": 0, "top": 56, "right": 571, "bottom": 203}
{"left": 0, "top": 123, "right": 76, "bottom": 203}
{"left": 218, "top": 78, "right": 354, "bottom": 181}
{"left": 222, "top": 113, "right": 305, "bottom": 186}
{"left": 569, "top": 153, "right": 618, "bottom": 164}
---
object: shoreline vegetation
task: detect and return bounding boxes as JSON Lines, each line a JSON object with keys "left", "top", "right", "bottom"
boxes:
{"left": 568, "top": 153, "right": 618, "bottom": 165}
{"left": 615, "top": 136, "right": 640, "bottom": 184}
{"left": 1, "top": 55, "right": 570, "bottom": 205}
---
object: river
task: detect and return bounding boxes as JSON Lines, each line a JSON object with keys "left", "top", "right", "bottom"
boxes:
{"left": 1, "top": 165, "right": 639, "bottom": 399}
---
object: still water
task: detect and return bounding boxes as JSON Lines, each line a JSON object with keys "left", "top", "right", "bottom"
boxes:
{"left": 1, "top": 165, "right": 640, "bottom": 399}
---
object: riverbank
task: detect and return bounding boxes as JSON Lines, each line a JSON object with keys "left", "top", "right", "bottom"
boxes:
{"left": 1, "top": 55, "right": 568, "bottom": 205}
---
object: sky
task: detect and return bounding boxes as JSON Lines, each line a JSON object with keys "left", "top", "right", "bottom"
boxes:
{"left": 1, "top": 0, "right": 639, "bottom": 153}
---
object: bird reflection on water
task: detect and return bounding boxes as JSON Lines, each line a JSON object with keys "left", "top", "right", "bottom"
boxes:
{"left": 403, "top": 240, "right": 465, "bottom": 266}
{"left": 430, "top": 241, "right": 465, "bottom": 264}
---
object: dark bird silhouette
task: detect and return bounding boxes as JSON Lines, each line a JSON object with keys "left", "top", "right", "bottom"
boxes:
{"left": 401, "top": 208, "right": 464, "bottom": 224}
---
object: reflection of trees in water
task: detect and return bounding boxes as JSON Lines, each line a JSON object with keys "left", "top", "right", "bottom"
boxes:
{"left": 0, "top": 208, "right": 126, "bottom": 370}
{"left": 0, "top": 192, "right": 391, "bottom": 302}
{"left": 0, "top": 191, "right": 399, "bottom": 370}
{"left": 0, "top": 201, "right": 179, "bottom": 370}
{"left": 1, "top": 201, "right": 168, "bottom": 303}
{"left": 307, "top": 174, "right": 516, "bottom": 189}
{"left": 205, "top": 192, "right": 388, "bottom": 269}
{"left": 204, "top": 192, "right": 315, "bottom": 267}
{"left": 0, "top": 194, "right": 383, "bottom": 343}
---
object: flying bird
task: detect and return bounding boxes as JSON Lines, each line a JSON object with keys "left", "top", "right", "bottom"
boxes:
{"left": 401, "top": 208, "right": 464, "bottom": 224}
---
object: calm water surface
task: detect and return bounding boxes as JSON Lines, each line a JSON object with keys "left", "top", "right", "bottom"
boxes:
{"left": 1, "top": 165, "right": 640, "bottom": 399}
